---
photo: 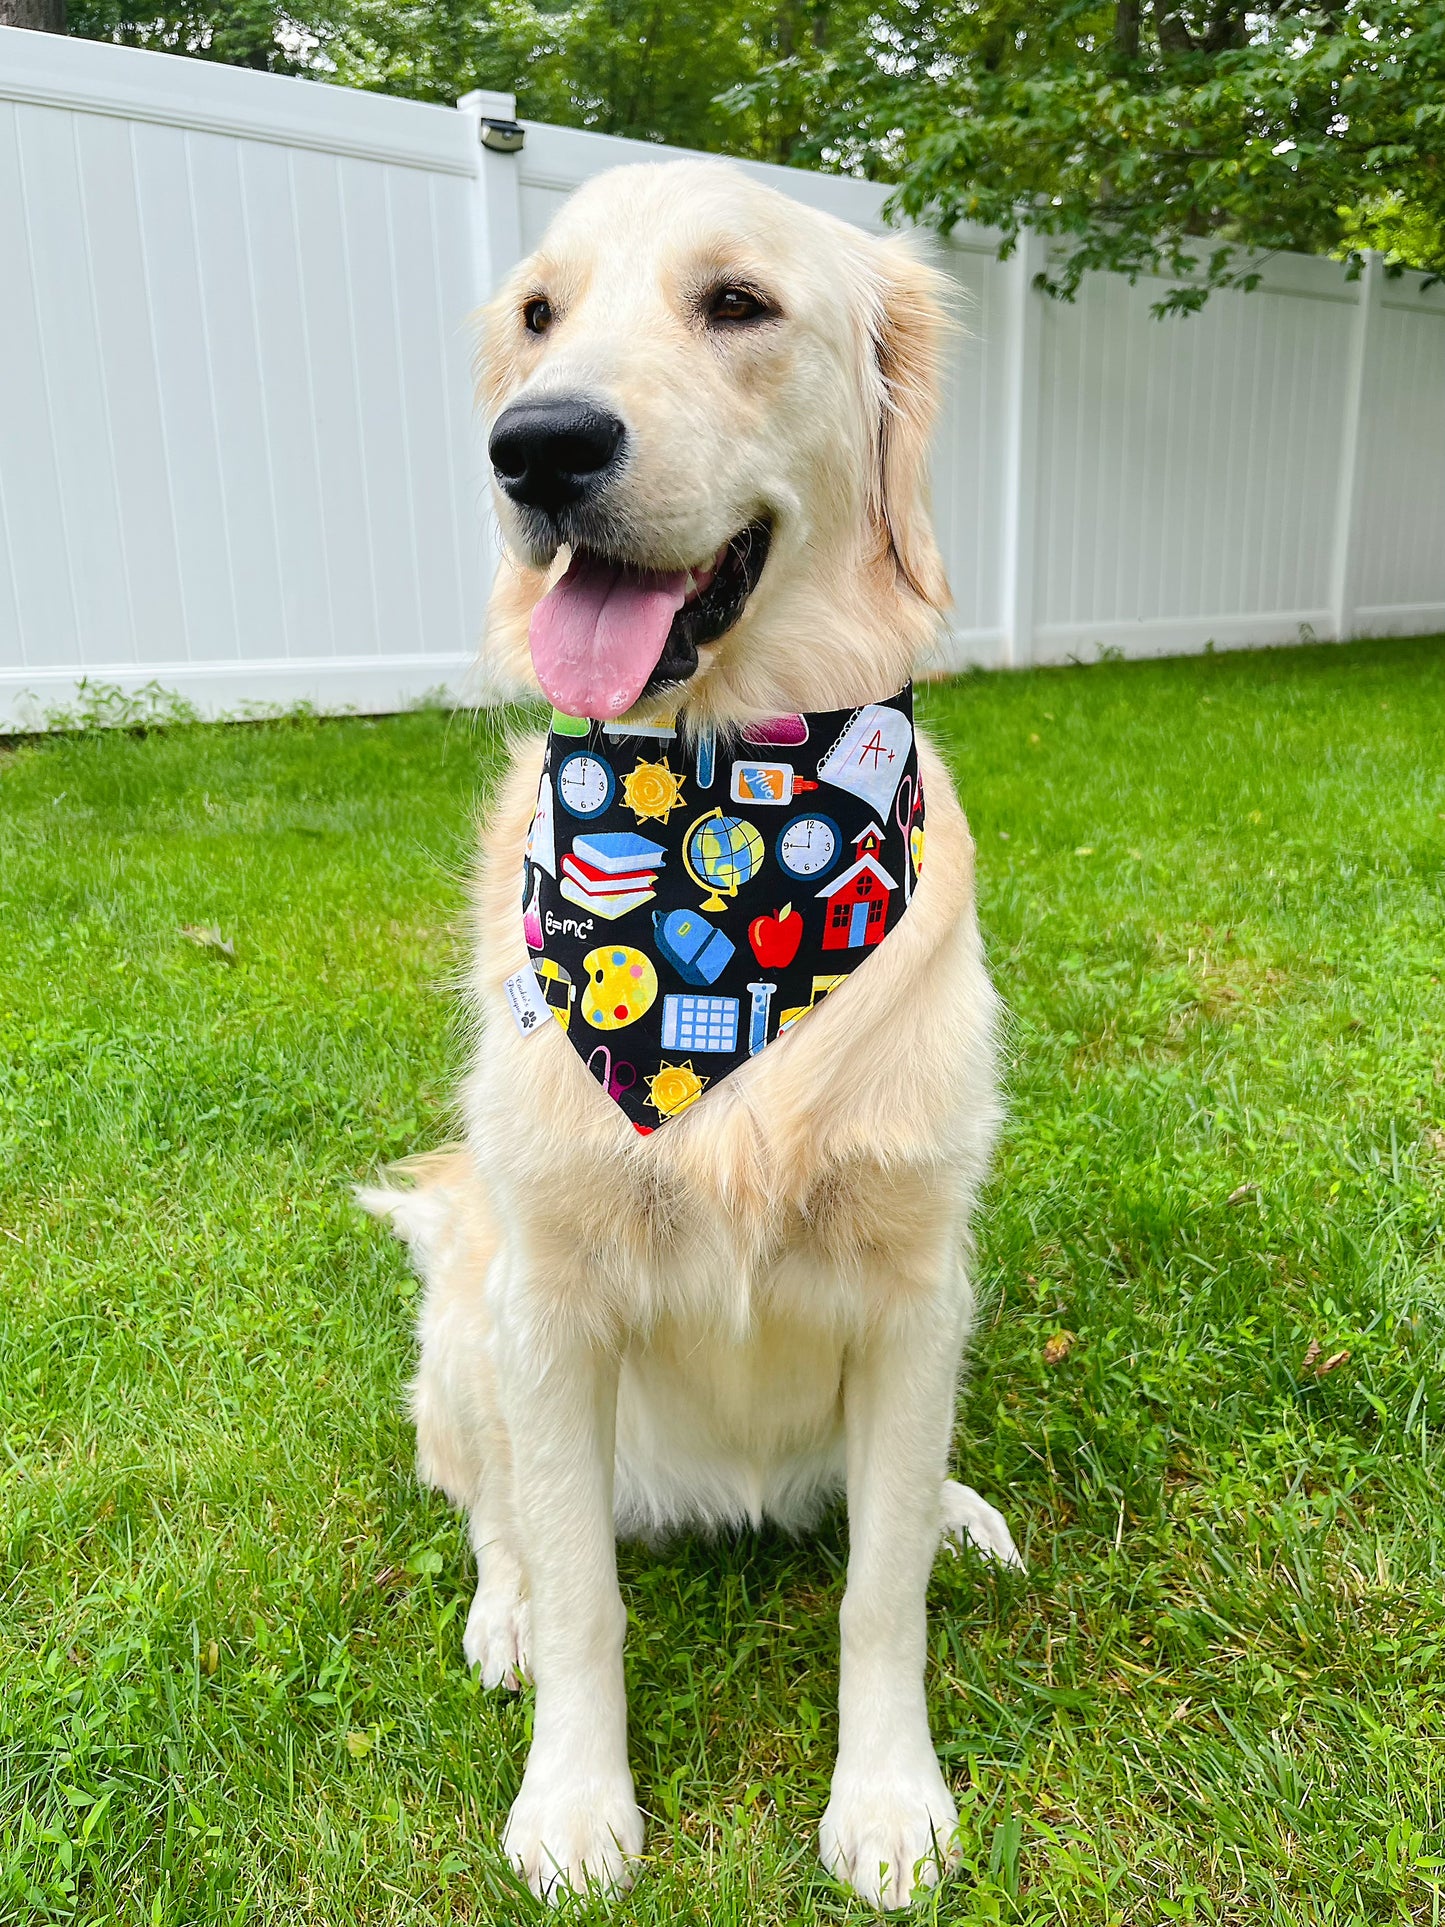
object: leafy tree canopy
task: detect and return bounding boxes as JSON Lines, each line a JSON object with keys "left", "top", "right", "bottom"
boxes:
{"left": 742, "top": 0, "right": 1445, "bottom": 311}
{"left": 68, "top": 0, "right": 1445, "bottom": 308}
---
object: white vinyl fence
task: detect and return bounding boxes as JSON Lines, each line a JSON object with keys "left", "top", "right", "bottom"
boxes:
{"left": 2, "top": 26, "right": 1444, "bottom": 728}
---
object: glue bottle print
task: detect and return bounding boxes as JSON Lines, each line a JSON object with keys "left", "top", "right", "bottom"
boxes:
{"left": 728, "top": 762, "right": 821, "bottom": 806}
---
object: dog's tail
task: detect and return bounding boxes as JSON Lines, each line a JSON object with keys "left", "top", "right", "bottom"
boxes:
{"left": 356, "top": 1147, "right": 499, "bottom": 1506}
{"left": 357, "top": 1146, "right": 498, "bottom": 1315}
{"left": 356, "top": 1145, "right": 480, "bottom": 1258}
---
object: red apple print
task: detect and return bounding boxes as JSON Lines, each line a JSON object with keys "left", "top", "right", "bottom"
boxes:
{"left": 749, "top": 903, "right": 803, "bottom": 969}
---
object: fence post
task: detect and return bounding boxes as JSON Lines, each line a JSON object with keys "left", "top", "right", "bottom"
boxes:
{"left": 457, "top": 89, "right": 525, "bottom": 305}
{"left": 1328, "top": 248, "right": 1381, "bottom": 643}
{"left": 999, "top": 225, "right": 1046, "bottom": 669}
{"left": 457, "top": 90, "right": 524, "bottom": 696}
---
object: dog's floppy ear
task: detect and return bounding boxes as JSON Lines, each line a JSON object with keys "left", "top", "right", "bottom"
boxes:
{"left": 867, "top": 239, "right": 951, "bottom": 613}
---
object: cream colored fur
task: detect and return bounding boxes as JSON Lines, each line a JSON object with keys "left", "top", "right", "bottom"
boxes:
{"left": 362, "top": 159, "right": 1023, "bottom": 1911}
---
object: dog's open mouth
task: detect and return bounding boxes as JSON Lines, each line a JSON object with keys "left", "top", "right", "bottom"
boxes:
{"left": 528, "top": 520, "right": 771, "bottom": 721}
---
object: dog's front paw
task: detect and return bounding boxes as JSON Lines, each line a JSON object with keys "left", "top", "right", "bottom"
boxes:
{"left": 939, "top": 1477, "right": 1026, "bottom": 1571}
{"left": 463, "top": 1580, "right": 531, "bottom": 1691}
{"left": 503, "top": 1767, "right": 644, "bottom": 1903}
{"left": 820, "top": 1762, "right": 959, "bottom": 1910}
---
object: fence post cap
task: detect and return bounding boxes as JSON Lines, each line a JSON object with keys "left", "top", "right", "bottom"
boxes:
{"left": 458, "top": 89, "right": 517, "bottom": 119}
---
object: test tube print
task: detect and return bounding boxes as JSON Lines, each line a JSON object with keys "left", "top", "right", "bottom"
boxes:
{"left": 746, "top": 981, "right": 777, "bottom": 1055}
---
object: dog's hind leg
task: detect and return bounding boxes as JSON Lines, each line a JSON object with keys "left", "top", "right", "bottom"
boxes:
{"left": 358, "top": 1152, "right": 531, "bottom": 1690}
{"left": 416, "top": 1310, "right": 531, "bottom": 1691}
{"left": 457, "top": 1442, "right": 531, "bottom": 1690}
{"left": 939, "top": 1478, "right": 1025, "bottom": 1570}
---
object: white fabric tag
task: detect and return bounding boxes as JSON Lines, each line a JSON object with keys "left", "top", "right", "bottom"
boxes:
{"left": 503, "top": 964, "right": 552, "bottom": 1039}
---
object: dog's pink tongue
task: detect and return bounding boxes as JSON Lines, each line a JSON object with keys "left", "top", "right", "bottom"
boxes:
{"left": 529, "top": 551, "right": 689, "bottom": 720}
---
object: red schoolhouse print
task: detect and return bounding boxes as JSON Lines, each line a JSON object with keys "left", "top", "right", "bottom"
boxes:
{"left": 816, "top": 823, "right": 899, "bottom": 951}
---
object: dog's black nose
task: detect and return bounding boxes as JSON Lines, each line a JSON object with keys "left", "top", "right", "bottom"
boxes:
{"left": 489, "top": 398, "right": 626, "bottom": 514}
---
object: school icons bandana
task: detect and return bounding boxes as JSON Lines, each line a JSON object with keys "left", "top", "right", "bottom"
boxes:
{"left": 514, "top": 685, "right": 924, "bottom": 1132}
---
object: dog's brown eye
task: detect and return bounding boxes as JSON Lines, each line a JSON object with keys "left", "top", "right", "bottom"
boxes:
{"left": 706, "top": 284, "right": 773, "bottom": 326}
{"left": 523, "top": 296, "right": 553, "bottom": 336}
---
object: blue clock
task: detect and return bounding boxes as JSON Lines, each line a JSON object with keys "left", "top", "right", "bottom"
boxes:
{"left": 776, "top": 812, "right": 840, "bottom": 880}
{"left": 556, "top": 750, "right": 615, "bottom": 819}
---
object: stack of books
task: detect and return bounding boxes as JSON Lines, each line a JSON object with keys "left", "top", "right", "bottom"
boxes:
{"left": 559, "top": 831, "right": 666, "bottom": 921}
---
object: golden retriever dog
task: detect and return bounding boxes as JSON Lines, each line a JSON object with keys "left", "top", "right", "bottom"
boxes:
{"left": 362, "top": 158, "right": 1022, "bottom": 1909}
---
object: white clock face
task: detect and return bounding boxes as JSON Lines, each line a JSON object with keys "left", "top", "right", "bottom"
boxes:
{"left": 556, "top": 751, "right": 614, "bottom": 819}
{"left": 777, "top": 813, "right": 839, "bottom": 879}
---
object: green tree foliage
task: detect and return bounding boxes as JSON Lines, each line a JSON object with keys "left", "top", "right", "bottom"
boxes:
{"left": 747, "top": 0, "right": 1445, "bottom": 310}
{"left": 328, "top": 0, "right": 776, "bottom": 150}
{"left": 67, "top": 0, "right": 320, "bottom": 71}
{"left": 66, "top": 0, "right": 1445, "bottom": 305}
{"left": 65, "top": 0, "right": 830, "bottom": 157}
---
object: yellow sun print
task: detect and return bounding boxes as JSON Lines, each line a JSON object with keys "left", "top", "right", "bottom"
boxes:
{"left": 645, "top": 1060, "right": 708, "bottom": 1117}
{"left": 622, "top": 756, "right": 687, "bottom": 824}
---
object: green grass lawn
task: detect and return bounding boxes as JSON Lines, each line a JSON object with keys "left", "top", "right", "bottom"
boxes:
{"left": 2, "top": 635, "right": 1443, "bottom": 1927}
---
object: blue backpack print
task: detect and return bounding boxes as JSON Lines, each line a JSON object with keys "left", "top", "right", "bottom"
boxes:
{"left": 652, "top": 909, "right": 735, "bottom": 986}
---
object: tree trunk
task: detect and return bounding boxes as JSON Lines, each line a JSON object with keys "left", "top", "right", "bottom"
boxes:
{"left": 0, "top": 0, "right": 67, "bottom": 28}
{"left": 1152, "top": 1, "right": 1196, "bottom": 54}
{"left": 1203, "top": 2, "right": 1247, "bottom": 52}
{"left": 1114, "top": 0, "right": 1142, "bottom": 59}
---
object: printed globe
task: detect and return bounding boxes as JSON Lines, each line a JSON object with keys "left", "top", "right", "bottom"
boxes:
{"left": 687, "top": 814, "right": 764, "bottom": 909}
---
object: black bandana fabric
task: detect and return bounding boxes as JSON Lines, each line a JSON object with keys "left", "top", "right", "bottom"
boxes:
{"left": 519, "top": 685, "right": 924, "bottom": 1132}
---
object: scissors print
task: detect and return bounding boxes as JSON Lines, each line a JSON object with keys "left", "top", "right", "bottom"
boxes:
{"left": 894, "top": 772, "right": 919, "bottom": 903}
{"left": 586, "top": 1046, "right": 638, "bottom": 1103}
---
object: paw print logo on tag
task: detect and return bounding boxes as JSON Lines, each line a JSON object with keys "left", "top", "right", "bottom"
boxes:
{"left": 504, "top": 966, "right": 554, "bottom": 1039}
